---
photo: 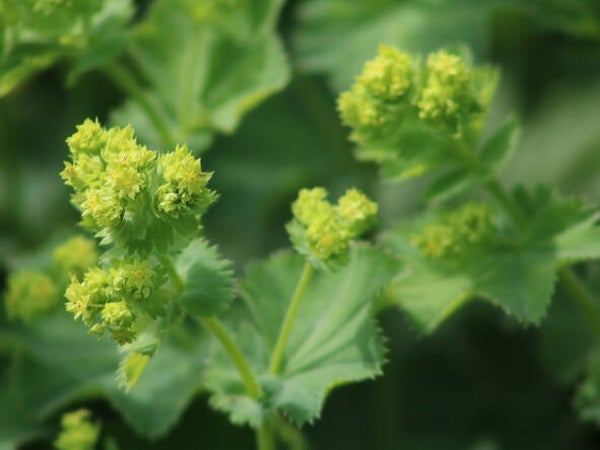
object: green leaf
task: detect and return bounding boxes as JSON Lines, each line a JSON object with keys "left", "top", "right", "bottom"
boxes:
{"left": 111, "top": 0, "right": 289, "bottom": 151}
{"left": 478, "top": 115, "right": 521, "bottom": 175}
{"left": 295, "top": 0, "right": 600, "bottom": 90}
{"left": 0, "top": 0, "right": 133, "bottom": 96}
{"left": 295, "top": 0, "right": 499, "bottom": 90}
{"left": 205, "top": 245, "right": 400, "bottom": 425}
{"left": 5, "top": 310, "right": 211, "bottom": 440}
{"left": 555, "top": 216, "right": 600, "bottom": 265}
{"left": 425, "top": 167, "right": 478, "bottom": 204}
{"left": 176, "top": 239, "right": 235, "bottom": 317}
{"left": 382, "top": 194, "right": 599, "bottom": 332}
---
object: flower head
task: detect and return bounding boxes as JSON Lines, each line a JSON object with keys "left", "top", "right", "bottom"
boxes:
{"left": 54, "top": 408, "right": 100, "bottom": 450}
{"left": 412, "top": 203, "right": 495, "bottom": 261}
{"left": 288, "top": 187, "right": 378, "bottom": 265}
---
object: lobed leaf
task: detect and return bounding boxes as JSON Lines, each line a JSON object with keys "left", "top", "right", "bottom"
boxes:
{"left": 4, "top": 310, "right": 211, "bottom": 440}
{"left": 478, "top": 115, "right": 521, "bottom": 175}
{"left": 383, "top": 194, "right": 600, "bottom": 332}
{"left": 111, "top": 0, "right": 290, "bottom": 150}
{"left": 176, "top": 238, "right": 235, "bottom": 318}
{"left": 204, "top": 245, "right": 400, "bottom": 425}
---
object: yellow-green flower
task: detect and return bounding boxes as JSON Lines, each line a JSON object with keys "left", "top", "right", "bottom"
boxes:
{"left": 5, "top": 271, "right": 58, "bottom": 322}
{"left": 54, "top": 409, "right": 99, "bottom": 450}
{"left": 289, "top": 187, "right": 378, "bottom": 264}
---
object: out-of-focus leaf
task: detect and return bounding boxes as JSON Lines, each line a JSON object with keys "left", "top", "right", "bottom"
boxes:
{"left": 5, "top": 310, "right": 211, "bottom": 440}
{"left": 425, "top": 167, "right": 478, "bottom": 204}
{"left": 204, "top": 245, "right": 400, "bottom": 425}
{"left": 295, "top": 0, "right": 600, "bottom": 90}
{"left": 382, "top": 192, "right": 600, "bottom": 332}
{"left": 478, "top": 115, "right": 521, "bottom": 175}
{"left": 0, "top": 0, "right": 133, "bottom": 96}
{"left": 111, "top": 0, "right": 289, "bottom": 150}
{"left": 504, "top": 83, "right": 600, "bottom": 200}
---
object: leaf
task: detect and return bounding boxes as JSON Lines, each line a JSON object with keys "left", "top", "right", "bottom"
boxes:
{"left": 382, "top": 194, "right": 600, "bottom": 332}
{"left": 295, "top": 0, "right": 500, "bottom": 90}
{"left": 478, "top": 115, "right": 521, "bottom": 175}
{"left": 0, "top": 0, "right": 133, "bottom": 96}
{"left": 295, "top": 0, "right": 600, "bottom": 90}
{"left": 5, "top": 310, "right": 211, "bottom": 440}
{"left": 176, "top": 239, "right": 235, "bottom": 317}
{"left": 111, "top": 0, "right": 289, "bottom": 151}
{"left": 425, "top": 167, "right": 478, "bottom": 204}
{"left": 204, "top": 245, "right": 400, "bottom": 425}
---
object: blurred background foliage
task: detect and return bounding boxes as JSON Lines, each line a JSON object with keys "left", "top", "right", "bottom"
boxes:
{"left": 1, "top": 0, "right": 600, "bottom": 449}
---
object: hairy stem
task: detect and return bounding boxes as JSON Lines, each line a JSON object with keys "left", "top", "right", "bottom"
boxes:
{"left": 100, "top": 62, "right": 176, "bottom": 147}
{"left": 558, "top": 268, "right": 600, "bottom": 343}
{"left": 160, "top": 256, "right": 263, "bottom": 398}
{"left": 269, "top": 261, "right": 314, "bottom": 375}
{"left": 201, "top": 317, "right": 264, "bottom": 399}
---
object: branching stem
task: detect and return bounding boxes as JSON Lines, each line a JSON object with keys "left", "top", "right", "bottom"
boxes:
{"left": 201, "top": 317, "right": 264, "bottom": 399}
{"left": 269, "top": 261, "right": 314, "bottom": 374}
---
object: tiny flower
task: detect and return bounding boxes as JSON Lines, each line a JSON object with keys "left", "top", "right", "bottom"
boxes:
{"left": 356, "top": 44, "right": 414, "bottom": 101}
{"left": 54, "top": 408, "right": 100, "bottom": 450}
{"left": 110, "top": 259, "right": 156, "bottom": 300}
{"left": 66, "top": 118, "right": 107, "bottom": 157}
{"left": 412, "top": 203, "right": 495, "bottom": 260}
{"left": 336, "top": 188, "right": 378, "bottom": 236}
{"left": 155, "top": 145, "right": 215, "bottom": 217}
{"left": 417, "top": 50, "right": 479, "bottom": 129}
{"left": 80, "top": 187, "right": 123, "bottom": 228}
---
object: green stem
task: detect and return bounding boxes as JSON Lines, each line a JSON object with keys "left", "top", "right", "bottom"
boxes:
{"left": 273, "top": 415, "right": 309, "bottom": 450}
{"left": 201, "top": 317, "right": 264, "bottom": 399}
{"left": 558, "top": 268, "right": 600, "bottom": 343}
{"left": 256, "top": 420, "right": 276, "bottom": 450}
{"left": 158, "top": 255, "right": 185, "bottom": 294}
{"left": 159, "top": 257, "right": 269, "bottom": 447}
{"left": 269, "top": 261, "right": 314, "bottom": 375}
{"left": 100, "top": 62, "right": 176, "bottom": 147}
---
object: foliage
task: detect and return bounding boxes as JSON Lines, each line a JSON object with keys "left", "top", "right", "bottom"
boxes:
{"left": 2, "top": 1, "right": 600, "bottom": 450}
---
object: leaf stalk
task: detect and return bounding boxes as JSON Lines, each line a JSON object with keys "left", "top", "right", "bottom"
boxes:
{"left": 269, "top": 261, "right": 314, "bottom": 374}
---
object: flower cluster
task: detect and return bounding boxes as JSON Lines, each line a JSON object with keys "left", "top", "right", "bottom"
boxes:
{"left": 412, "top": 203, "right": 495, "bottom": 261}
{"left": 61, "top": 119, "right": 216, "bottom": 252}
{"left": 54, "top": 409, "right": 100, "bottom": 450}
{"left": 418, "top": 50, "right": 481, "bottom": 127}
{"left": 338, "top": 44, "right": 416, "bottom": 143}
{"left": 339, "top": 45, "right": 491, "bottom": 141}
{"left": 338, "top": 45, "right": 497, "bottom": 181}
{"left": 65, "top": 259, "right": 165, "bottom": 344}
{"left": 4, "top": 271, "right": 59, "bottom": 322}
{"left": 288, "top": 187, "right": 378, "bottom": 265}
